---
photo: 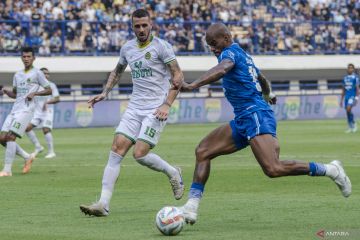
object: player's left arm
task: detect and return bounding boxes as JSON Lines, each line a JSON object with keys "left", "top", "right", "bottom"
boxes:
{"left": 184, "top": 59, "right": 234, "bottom": 90}
{"left": 46, "top": 85, "right": 60, "bottom": 104}
{"left": 154, "top": 59, "right": 184, "bottom": 121}
{"left": 258, "top": 72, "right": 276, "bottom": 105}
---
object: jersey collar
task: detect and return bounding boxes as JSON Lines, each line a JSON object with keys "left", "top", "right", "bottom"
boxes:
{"left": 24, "top": 66, "right": 34, "bottom": 73}
{"left": 137, "top": 35, "right": 153, "bottom": 49}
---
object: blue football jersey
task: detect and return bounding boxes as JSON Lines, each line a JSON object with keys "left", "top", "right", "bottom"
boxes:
{"left": 217, "top": 43, "right": 271, "bottom": 117}
{"left": 343, "top": 74, "right": 359, "bottom": 98}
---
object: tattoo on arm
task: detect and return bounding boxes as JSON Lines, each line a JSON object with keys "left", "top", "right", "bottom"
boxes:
{"left": 258, "top": 73, "right": 271, "bottom": 95}
{"left": 103, "top": 63, "right": 127, "bottom": 95}
{"left": 167, "top": 60, "right": 184, "bottom": 88}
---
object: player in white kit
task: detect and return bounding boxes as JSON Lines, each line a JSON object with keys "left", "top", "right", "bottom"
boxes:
{"left": 25, "top": 68, "right": 60, "bottom": 158}
{"left": 80, "top": 9, "right": 185, "bottom": 216}
{"left": 0, "top": 47, "right": 52, "bottom": 177}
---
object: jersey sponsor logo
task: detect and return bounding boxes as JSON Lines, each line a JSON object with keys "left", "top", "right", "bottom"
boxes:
{"left": 131, "top": 60, "right": 153, "bottom": 79}
{"left": 145, "top": 52, "right": 151, "bottom": 59}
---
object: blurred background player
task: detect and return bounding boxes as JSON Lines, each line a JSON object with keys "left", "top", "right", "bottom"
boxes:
{"left": 0, "top": 47, "right": 51, "bottom": 177}
{"left": 25, "top": 68, "right": 60, "bottom": 158}
{"left": 79, "top": 9, "right": 184, "bottom": 216}
{"left": 179, "top": 23, "right": 352, "bottom": 224}
{"left": 340, "top": 64, "right": 359, "bottom": 133}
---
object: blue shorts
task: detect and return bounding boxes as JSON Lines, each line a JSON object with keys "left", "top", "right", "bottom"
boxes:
{"left": 345, "top": 97, "right": 355, "bottom": 108}
{"left": 230, "top": 110, "right": 277, "bottom": 150}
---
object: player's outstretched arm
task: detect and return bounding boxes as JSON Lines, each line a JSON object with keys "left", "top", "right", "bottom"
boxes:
{"left": 88, "top": 62, "right": 127, "bottom": 108}
{"left": 154, "top": 60, "right": 184, "bottom": 121}
{"left": 183, "top": 59, "right": 234, "bottom": 90}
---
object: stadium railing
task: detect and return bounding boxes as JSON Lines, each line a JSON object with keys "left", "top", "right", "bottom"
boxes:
{"left": 0, "top": 20, "right": 359, "bottom": 56}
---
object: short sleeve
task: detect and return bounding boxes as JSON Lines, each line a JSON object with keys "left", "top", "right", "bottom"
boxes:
{"left": 220, "top": 49, "right": 236, "bottom": 64}
{"left": 118, "top": 46, "right": 128, "bottom": 65}
{"left": 37, "top": 70, "right": 50, "bottom": 88}
{"left": 159, "top": 40, "right": 176, "bottom": 64}
{"left": 51, "top": 83, "right": 60, "bottom": 97}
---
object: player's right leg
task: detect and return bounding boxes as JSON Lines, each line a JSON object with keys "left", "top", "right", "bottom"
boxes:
{"left": 248, "top": 110, "right": 351, "bottom": 198}
{"left": 80, "top": 109, "right": 138, "bottom": 217}
{"left": 1, "top": 111, "right": 35, "bottom": 176}
{"left": 181, "top": 123, "right": 239, "bottom": 224}
{"left": 26, "top": 121, "right": 44, "bottom": 155}
{"left": 80, "top": 134, "right": 133, "bottom": 217}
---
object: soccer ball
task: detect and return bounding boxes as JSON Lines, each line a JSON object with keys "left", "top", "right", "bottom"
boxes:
{"left": 155, "top": 206, "right": 185, "bottom": 236}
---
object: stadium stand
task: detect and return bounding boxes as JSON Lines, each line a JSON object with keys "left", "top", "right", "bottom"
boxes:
{"left": 0, "top": 0, "right": 359, "bottom": 55}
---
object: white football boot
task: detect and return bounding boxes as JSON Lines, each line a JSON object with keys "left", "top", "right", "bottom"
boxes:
{"left": 169, "top": 166, "right": 184, "bottom": 200}
{"left": 80, "top": 202, "right": 109, "bottom": 217}
{"left": 328, "top": 160, "right": 351, "bottom": 198}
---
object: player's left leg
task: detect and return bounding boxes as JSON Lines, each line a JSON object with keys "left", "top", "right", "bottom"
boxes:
{"left": 26, "top": 122, "right": 44, "bottom": 155}
{"left": 344, "top": 98, "right": 355, "bottom": 133}
{"left": 346, "top": 105, "right": 356, "bottom": 132}
{"left": 0, "top": 132, "right": 17, "bottom": 177}
{"left": 181, "top": 123, "right": 239, "bottom": 224}
{"left": 134, "top": 114, "right": 184, "bottom": 200}
{"left": 42, "top": 127, "right": 55, "bottom": 158}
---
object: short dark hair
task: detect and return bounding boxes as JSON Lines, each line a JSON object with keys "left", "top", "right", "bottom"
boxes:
{"left": 348, "top": 63, "right": 355, "bottom": 68}
{"left": 40, "top": 67, "right": 49, "bottom": 72}
{"left": 21, "top": 46, "right": 35, "bottom": 56}
{"left": 132, "top": 9, "right": 150, "bottom": 21}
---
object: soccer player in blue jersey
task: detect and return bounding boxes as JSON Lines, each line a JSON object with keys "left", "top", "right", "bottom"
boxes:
{"left": 177, "top": 23, "right": 352, "bottom": 224}
{"left": 340, "top": 63, "right": 359, "bottom": 133}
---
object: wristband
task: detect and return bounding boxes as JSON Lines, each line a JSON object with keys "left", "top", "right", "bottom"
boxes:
{"left": 355, "top": 96, "right": 359, "bottom": 101}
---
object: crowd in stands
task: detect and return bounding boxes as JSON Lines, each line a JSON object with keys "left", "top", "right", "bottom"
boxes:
{"left": 0, "top": 0, "right": 359, "bottom": 55}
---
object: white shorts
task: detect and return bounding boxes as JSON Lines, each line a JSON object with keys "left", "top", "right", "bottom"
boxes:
{"left": 115, "top": 108, "right": 166, "bottom": 148}
{"left": 1, "top": 111, "right": 34, "bottom": 138}
{"left": 31, "top": 109, "right": 54, "bottom": 129}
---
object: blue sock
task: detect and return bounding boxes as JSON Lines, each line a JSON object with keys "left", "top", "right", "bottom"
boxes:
{"left": 309, "top": 162, "right": 326, "bottom": 176}
{"left": 349, "top": 112, "right": 354, "bottom": 128}
{"left": 189, "top": 182, "right": 204, "bottom": 199}
{"left": 346, "top": 112, "right": 351, "bottom": 127}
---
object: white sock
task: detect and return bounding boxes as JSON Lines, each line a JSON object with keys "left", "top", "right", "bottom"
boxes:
{"left": 3, "top": 141, "right": 16, "bottom": 173}
{"left": 99, "top": 151, "right": 123, "bottom": 209}
{"left": 16, "top": 143, "right": 30, "bottom": 160}
{"left": 325, "top": 164, "right": 339, "bottom": 179}
{"left": 44, "top": 132, "right": 54, "bottom": 153}
{"left": 185, "top": 198, "right": 200, "bottom": 211}
{"left": 135, "top": 152, "right": 177, "bottom": 178}
{"left": 26, "top": 130, "right": 41, "bottom": 148}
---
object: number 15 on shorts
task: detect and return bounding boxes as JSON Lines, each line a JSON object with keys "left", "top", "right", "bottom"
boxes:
{"left": 144, "top": 126, "right": 156, "bottom": 138}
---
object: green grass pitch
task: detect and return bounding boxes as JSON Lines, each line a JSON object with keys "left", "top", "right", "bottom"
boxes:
{"left": 0, "top": 120, "right": 359, "bottom": 240}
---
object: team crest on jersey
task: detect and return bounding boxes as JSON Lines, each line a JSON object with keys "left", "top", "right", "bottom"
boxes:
{"left": 145, "top": 52, "right": 151, "bottom": 59}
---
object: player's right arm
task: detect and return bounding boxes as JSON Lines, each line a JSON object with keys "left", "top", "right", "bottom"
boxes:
{"left": 340, "top": 78, "right": 345, "bottom": 107}
{"left": 2, "top": 87, "right": 17, "bottom": 99}
{"left": 88, "top": 62, "right": 127, "bottom": 108}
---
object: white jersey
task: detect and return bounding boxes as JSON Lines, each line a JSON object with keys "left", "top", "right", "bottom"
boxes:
{"left": 118, "top": 36, "right": 176, "bottom": 110}
{"left": 34, "top": 81, "right": 60, "bottom": 114}
{"left": 12, "top": 67, "right": 50, "bottom": 113}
